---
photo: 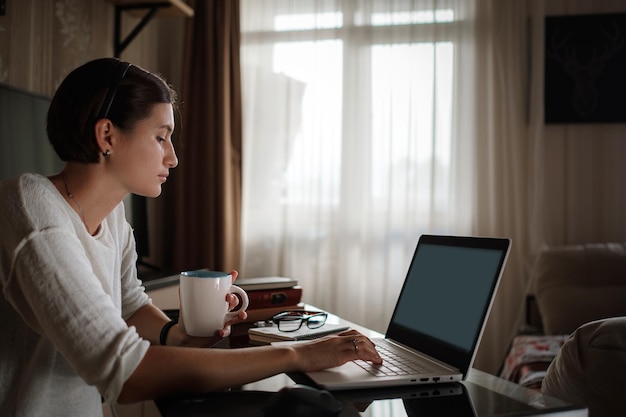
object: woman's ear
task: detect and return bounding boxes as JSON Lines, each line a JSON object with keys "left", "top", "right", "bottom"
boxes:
{"left": 94, "top": 119, "right": 114, "bottom": 158}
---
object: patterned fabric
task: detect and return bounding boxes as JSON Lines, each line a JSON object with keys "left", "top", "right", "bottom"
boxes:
{"left": 500, "top": 334, "right": 569, "bottom": 388}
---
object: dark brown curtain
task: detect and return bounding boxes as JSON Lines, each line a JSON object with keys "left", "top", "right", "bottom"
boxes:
{"left": 157, "top": 0, "right": 242, "bottom": 274}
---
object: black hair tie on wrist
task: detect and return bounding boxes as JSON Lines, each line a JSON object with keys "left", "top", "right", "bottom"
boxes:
{"left": 159, "top": 319, "right": 178, "bottom": 346}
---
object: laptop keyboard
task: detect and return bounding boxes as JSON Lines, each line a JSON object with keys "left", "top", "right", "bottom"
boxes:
{"left": 354, "top": 342, "right": 433, "bottom": 377}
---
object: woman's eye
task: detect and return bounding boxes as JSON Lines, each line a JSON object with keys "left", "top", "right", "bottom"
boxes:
{"left": 157, "top": 136, "right": 165, "bottom": 142}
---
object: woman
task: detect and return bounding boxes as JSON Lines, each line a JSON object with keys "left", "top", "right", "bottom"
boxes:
{"left": 0, "top": 58, "right": 381, "bottom": 416}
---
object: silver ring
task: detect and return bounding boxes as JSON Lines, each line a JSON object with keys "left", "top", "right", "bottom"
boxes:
{"left": 351, "top": 338, "right": 359, "bottom": 351}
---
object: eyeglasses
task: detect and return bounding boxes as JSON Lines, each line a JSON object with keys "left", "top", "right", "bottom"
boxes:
{"left": 270, "top": 310, "right": 328, "bottom": 332}
{"left": 97, "top": 61, "right": 131, "bottom": 120}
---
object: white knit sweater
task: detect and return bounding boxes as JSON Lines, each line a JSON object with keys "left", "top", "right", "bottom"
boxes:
{"left": 0, "top": 173, "right": 150, "bottom": 416}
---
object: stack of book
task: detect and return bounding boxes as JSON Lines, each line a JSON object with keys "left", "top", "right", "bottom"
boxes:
{"left": 236, "top": 276, "right": 304, "bottom": 323}
{"left": 248, "top": 320, "right": 349, "bottom": 345}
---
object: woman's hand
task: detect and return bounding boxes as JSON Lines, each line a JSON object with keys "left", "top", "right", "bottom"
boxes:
{"left": 291, "top": 330, "right": 383, "bottom": 372}
{"left": 219, "top": 270, "right": 248, "bottom": 337}
{"left": 175, "top": 306, "right": 223, "bottom": 348}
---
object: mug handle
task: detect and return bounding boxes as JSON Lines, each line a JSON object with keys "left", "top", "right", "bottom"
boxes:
{"left": 224, "top": 285, "right": 249, "bottom": 321}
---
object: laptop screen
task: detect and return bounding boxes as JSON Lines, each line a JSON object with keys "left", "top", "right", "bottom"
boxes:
{"left": 386, "top": 235, "right": 510, "bottom": 374}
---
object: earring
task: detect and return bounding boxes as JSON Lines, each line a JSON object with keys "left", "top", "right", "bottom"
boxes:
{"left": 103, "top": 149, "right": 111, "bottom": 157}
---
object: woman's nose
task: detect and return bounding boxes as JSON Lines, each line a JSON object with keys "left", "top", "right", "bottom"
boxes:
{"left": 166, "top": 142, "right": 178, "bottom": 168}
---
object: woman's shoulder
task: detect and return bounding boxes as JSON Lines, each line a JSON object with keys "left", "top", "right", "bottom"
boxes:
{"left": 0, "top": 172, "right": 54, "bottom": 192}
{"left": 0, "top": 173, "right": 68, "bottom": 224}
{"left": 1, "top": 173, "right": 60, "bottom": 206}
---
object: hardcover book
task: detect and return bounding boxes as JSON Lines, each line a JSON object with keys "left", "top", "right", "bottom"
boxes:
{"left": 248, "top": 322, "right": 350, "bottom": 344}
{"left": 236, "top": 276, "right": 299, "bottom": 291}
{"left": 247, "top": 286, "right": 303, "bottom": 310}
{"left": 242, "top": 304, "right": 305, "bottom": 324}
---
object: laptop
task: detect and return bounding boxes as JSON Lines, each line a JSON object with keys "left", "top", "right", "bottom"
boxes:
{"left": 299, "top": 234, "right": 511, "bottom": 390}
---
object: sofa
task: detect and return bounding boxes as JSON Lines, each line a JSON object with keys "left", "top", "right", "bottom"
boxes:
{"left": 500, "top": 242, "right": 626, "bottom": 389}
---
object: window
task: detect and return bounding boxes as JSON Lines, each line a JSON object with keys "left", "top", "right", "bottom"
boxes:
{"left": 242, "top": 1, "right": 456, "bottom": 212}
{"left": 240, "top": 1, "right": 472, "bottom": 331}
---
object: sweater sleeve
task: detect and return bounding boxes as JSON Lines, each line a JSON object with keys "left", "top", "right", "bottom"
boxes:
{"left": 3, "top": 227, "right": 149, "bottom": 403}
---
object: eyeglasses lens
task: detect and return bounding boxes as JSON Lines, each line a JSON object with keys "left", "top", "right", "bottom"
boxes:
{"left": 277, "top": 315, "right": 304, "bottom": 332}
{"left": 274, "top": 311, "right": 328, "bottom": 332}
{"left": 307, "top": 313, "right": 326, "bottom": 329}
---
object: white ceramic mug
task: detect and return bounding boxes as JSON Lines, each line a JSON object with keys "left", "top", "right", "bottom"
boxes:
{"left": 179, "top": 270, "right": 249, "bottom": 337}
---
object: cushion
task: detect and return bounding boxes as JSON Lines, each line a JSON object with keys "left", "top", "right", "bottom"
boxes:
{"left": 542, "top": 317, "right": 626, "bottom": 415}
{"left": 531, "top": 243, "right": 626, "bottom": 335}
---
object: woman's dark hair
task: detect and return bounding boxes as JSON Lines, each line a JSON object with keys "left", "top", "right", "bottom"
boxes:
{"left": 47, "top": 57, "right": 178, "bottom": 163}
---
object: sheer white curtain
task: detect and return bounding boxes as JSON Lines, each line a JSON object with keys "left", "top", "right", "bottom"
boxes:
{"left": 239, "top": 0, "right": 626, "bottom": 375}
{"left": 240, "top": 0, "right": 478, "bottom": 334}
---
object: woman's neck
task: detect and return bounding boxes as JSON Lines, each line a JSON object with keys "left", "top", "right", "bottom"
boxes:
{"left": 49, "top": 164, "right": 126, "bottom": 236}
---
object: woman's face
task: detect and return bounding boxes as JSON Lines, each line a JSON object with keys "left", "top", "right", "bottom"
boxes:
{"left": 110, "top": 102, "right": 178, "bottom": 198}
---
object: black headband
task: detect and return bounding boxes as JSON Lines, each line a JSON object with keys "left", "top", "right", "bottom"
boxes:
{"left": 97, "top": 61, "right": 132, "bottom": 120}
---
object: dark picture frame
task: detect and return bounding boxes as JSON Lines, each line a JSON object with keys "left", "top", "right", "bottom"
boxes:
{"left": 545, "top": 13, "right": 626, "bottom": 124}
